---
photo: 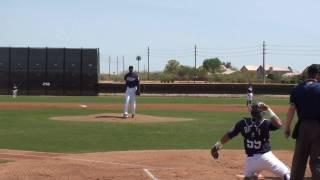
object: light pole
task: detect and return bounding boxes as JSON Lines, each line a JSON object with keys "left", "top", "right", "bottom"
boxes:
{"left": 136, "top": 56, "right": 141, "bottom": 73}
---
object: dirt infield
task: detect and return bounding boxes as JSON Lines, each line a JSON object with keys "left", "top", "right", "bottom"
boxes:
{"left": 0, "top": 149, "right": 311, "bottom": 180}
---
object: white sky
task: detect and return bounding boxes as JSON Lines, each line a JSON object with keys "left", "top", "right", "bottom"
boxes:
{"left": 1, "top": 0, "right": 320, "bottom": 73}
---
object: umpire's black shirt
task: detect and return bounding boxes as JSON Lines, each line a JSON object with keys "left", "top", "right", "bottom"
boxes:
{"left": 290, "top": 79, "right": 320, "bottom": 121}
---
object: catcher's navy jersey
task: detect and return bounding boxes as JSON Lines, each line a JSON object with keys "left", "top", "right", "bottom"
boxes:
{"left": 124, "top": 72, "right": 139, "bottom": 88}
{"left": 227, "top": 118, "right": 279, "bottom": 156}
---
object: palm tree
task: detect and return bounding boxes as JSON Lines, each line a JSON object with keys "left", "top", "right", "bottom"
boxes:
{"left": 136, "top": 56, "right": 141, "bottom": 73}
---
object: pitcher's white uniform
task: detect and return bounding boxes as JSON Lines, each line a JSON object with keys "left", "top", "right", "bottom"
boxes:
{"left": 12, "top": 84, "right": 18, "bottom": 98}
{"left": 123, "top": 66, "right": 140, "bottom": 118}
{"left": 247, "top": 85, "right": 253, "bottom": 106}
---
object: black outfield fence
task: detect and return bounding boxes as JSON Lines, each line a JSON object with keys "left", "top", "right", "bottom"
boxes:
{"left": 0, "top": 47, "right": 99, "bottom": 96}
{"left": 99, "top": 83, "right": 295, "bottom": 95}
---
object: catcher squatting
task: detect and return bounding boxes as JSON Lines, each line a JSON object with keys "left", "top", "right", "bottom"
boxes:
{"left": 211, "top": 102, "right": 290, "bottom": 180}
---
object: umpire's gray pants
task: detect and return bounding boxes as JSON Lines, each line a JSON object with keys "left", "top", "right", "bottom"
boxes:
{"left": 290, "top": 120, "right": 320, "bottom": 180}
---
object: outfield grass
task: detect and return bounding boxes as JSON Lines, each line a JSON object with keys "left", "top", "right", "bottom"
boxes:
{"left": 0, "top": 95, "right": 289, "bottom": 105}
{"left": 0, "top": 159, "right": 11, "bottom": 164}
{"left": 0, "top": 95, "right": 296, "bottom": 153}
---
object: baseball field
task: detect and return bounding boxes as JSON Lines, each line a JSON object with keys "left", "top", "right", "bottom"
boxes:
{"left": 0, "top": 96, "right": 311, "bottom": 179}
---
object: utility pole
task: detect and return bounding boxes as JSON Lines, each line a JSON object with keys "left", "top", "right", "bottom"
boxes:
{"left": 116, "top": 56, "right": 119, "bottom": 77}
{"left": 147, "top": 46, "right": 150, "bottom": 80}
{"left": 194, "top": 44, "right": 197, "bottom": 70}
{"left": 122, "top": 56, "right": 125, "bottom": 76}
{"left": 194, "top": 44, "right": 197, "bottom": 82}
{"left": 108, "top": 56, "right": 111, "bottom": 77}
{"left": 262, "top": 41, "right": 266, "bottom": 84}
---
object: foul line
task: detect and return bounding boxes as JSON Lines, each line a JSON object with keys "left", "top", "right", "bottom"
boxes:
{"left": 143, "top": 168, "right": 158, "bottom": 180}
{"left": 0, "top": 152, "right": 174, "bottom": 170}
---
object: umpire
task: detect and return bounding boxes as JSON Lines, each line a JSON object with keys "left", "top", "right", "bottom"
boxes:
{"left": 284, "top": 64, "right": 320, "bottom": 180}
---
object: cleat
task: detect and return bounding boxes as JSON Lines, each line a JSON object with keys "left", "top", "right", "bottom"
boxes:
{"left": 123, "top": 114, "right": 129, "bottom": 119}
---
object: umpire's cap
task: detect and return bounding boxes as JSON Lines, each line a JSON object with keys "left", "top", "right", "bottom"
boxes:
{"left": 307, "top": 64, "right": 320, "bottom": 76}
{"left": 250, "top": 102, "right": 263, "bottom": 119}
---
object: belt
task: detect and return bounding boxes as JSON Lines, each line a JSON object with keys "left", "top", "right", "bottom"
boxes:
{"left": 247, "top": 152, "right": 267, "bottom": 157}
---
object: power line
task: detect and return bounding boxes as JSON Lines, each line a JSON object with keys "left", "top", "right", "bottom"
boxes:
{"left": 268, "top": 52, "right": 320, "bottom": 56}
{"left": 268, "top": 44, "right": 320, "bottom": 48}
{"left": 150, "top": 48, "right": 192, "bottom": 53}
{"left": 197, "top": 53, "right": 260, "bottom": 58}
{"left": 198, "top": 45, "right": 260, "bottom": 50}
{"left": 102, "top": 43, "right": 320, "bottom": 75}
{"left": 268, "top": 48, "right": 320, "bottom": 52}
{"left": 149, "top": 54, "right": 194, "bottom": 58}
{"left": 197, "top": 49, "right": 260, "bottom": 54}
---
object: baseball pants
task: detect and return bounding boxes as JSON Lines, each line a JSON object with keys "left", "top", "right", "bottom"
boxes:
{"left": 124, "top": 87, "right": 137, "bottom": 115}
{"left": 290, "top": 120, "right": 320, "bottom": 180}
{"left": 244, "top": 151, "right": 290, "bottom": 179}
{"left": 247, "top": 93, "right": 253, "bottom": 106}
{"left": 12, "top": 90, "right": 18, "bottom": 98}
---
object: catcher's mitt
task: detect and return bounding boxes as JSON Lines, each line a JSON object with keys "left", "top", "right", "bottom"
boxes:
{"left": 211, "top": 146, "right": 219, "bottom": 159}
{"left": 211, "top": 141, "right": 223, "bottom": 160}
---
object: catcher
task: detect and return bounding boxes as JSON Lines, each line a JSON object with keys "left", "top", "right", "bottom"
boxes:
{"left": 211, "top": 102, "right": 290, "bottom": 180}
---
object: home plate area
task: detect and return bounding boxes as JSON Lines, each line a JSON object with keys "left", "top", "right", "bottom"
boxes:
{"left": 0, "top": 149, "right": 310, "bottom": 180}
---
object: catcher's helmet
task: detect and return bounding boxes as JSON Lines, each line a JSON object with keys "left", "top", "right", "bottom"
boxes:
{"left": 307, "top": 64, "right": 320, "bottom": 77}
{"left": 250, "top": 102, "right": 263, "bottom": 120}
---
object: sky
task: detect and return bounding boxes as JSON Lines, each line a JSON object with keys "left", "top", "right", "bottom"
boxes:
{"left": 1, "top": 0, "right": 320, "bottom": 74}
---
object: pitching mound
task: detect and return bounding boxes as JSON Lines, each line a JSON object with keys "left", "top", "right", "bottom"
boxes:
{"left": 50, "top": 113, "right": 194, "bottom": 123}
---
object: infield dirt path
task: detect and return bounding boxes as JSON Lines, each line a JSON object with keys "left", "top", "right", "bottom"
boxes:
{"left": 0, "top": 149, "right": 311, "bottom": 180}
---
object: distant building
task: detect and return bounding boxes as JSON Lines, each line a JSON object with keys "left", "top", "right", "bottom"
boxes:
{"left": 240, "top": 65, "right": 259, "bottom": 73}
{"left": 220, "top": 68, "right": 236, "bottom": 74}
{"left": 257, "top": 65, "right": 291, "bottom": 78}
{"left": 282, "top": 72, "right": 300, "bottom": 78}
{"left": 217, "top": 65, "right": 236, "bottom": 74}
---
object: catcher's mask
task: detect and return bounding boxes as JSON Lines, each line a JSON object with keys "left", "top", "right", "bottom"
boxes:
{"left": 250, "top": 103, "right": 263, "bottom": 120}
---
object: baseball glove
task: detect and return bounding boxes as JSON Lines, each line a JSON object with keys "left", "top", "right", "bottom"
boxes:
{"left": 211, "top": 141, "right": 223, "bottom": 160}
{"left": 135, "top": 91, "right": 140, "bottom": 96}
{"left": 211, "top": 146, "right": 219, "bottom": 159}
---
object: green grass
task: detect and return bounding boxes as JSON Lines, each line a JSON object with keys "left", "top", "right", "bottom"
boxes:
{"left": 0, "top": 95, "right": 289, "bottom": 105}
{"left": 0, "top": 159, "right": 12, "bottom": 164}
{"left": 0, "top": 96, "right": 296, "bottom": 153}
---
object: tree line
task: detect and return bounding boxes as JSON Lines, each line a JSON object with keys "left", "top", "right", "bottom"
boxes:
{"left": 101, "top": 58, "right": 301, "bottom": 84}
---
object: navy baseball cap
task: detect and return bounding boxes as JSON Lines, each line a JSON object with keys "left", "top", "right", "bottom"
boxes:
{"left": 308, "top": 64, "right": 320, "bottom": 75}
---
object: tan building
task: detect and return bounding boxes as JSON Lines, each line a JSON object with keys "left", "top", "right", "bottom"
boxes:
{"left": 257, "top": 65, "right": 291, "bottom": 79}
{"left": 240, "top": 65, "right": 259, "bottom": 73}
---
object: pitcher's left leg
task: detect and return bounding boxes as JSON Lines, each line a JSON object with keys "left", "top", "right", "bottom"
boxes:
{"left": 131, "top": 93, "right": 136, "bottom": 117}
